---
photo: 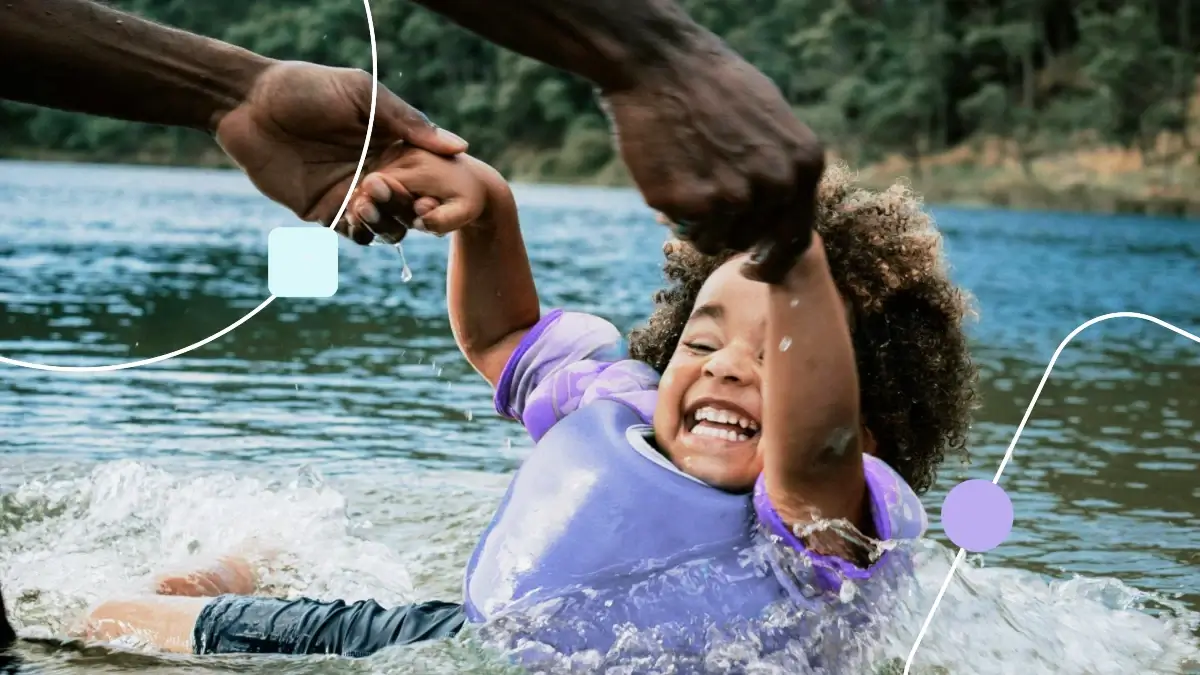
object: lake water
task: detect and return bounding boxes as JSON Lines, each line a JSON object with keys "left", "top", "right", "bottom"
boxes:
{"left": 0, "top": 160, "right": 1197, "bottom": 674}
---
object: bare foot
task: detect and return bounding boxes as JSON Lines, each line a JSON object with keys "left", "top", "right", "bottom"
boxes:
{"left": 154, "top": 556, "right": 258, "bottom": 597}
{"left": 79, "top": 596, "right": 209, "bottom": 654}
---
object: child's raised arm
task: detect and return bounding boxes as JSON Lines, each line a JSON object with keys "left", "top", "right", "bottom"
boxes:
{"left": 362, "top": 151, "right": 541, "bottom": 388}
{"left": 758, "top": 233, "right": 871, "bottom": 556}
{"left": 443, "top": 161, "right": 541, "bottom": 388}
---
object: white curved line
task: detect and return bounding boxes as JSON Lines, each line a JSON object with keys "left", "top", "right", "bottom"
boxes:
{"left": 903, "top": 312, "right": 1200, "bottom": 674}
{"left": 0, "top": 0, "right": 379, "bottom": 374}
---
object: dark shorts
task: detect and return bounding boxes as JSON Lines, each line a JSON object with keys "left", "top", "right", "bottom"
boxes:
{"left": 192, "top": 595, "right": 467, "bottom": 658}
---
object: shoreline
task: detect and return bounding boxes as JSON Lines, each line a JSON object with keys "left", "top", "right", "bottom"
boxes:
{"left": 4, "top": 147, "right": 1198, "bottom": 220}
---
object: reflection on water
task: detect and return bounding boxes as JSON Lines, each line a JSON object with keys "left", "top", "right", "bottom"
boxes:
{"left": 0, "top": 160, "right": 1198, "bottom": 673}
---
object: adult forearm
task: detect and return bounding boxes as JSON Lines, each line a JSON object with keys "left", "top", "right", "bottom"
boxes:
{"left": 0, "top": 0, "right": 273, "bottom": 132}
{"left": 409, "top": 0, "right": 722, "bottom": 92}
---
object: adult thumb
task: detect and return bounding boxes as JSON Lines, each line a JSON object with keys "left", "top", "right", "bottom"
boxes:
{"left": 376, "top": 87, "right": 468, "bottom": 156}
{"left": 741, "top": 229, "right": 814, "bottom": 285}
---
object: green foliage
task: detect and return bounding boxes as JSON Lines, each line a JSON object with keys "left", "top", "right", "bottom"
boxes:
{"left": 1076, "top": 1, "right": 1188, "bottom": 156}
{"left": 1, "top": 0, "right": 1196, "bottom": 178}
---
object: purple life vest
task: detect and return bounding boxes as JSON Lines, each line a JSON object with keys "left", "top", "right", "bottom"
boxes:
{"left": 463, "top": 398, "right": 926, "bottom": 663}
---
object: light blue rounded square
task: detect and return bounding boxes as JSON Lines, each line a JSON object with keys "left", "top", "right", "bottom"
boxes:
{"left": 268, "top": 227, "right": 339, "bottom": 298}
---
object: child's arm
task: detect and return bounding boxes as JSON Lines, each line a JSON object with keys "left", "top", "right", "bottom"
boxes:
{"left": 445, "top": 167, "right": 541, "bottom": 387}
{"left": 373, "top": 149, "right": 656, "bottom": 439}
{"left": 361, "top": 151, "right": 540, "bottom": 387}
{"left": 757, "top": 233, "right": 870, "bottom": 559}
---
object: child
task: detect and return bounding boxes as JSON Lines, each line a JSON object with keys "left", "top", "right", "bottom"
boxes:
{"left": 78, "top": 151, "right": 977, "bottom": 667}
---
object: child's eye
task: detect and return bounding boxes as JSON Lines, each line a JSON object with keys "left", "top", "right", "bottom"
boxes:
{"left": 683, "top": 341, "right": 715, "bottom": 354}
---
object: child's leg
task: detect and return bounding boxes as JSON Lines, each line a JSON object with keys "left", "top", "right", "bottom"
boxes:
{"left": 189, "top": 595, "right": 467, "bottom": 656}
{"left": 81, "top": 594, "right": 467, "bottom": 657}
{"left": 82, "top": 596, "right": 209, "bottom": 654}
{"left": 154, "top": 555, "right": 258, "bottom": 597}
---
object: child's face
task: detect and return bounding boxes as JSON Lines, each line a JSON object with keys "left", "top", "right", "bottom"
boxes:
{"left": 653, "top": 254, "right": 766, "bottom": 492}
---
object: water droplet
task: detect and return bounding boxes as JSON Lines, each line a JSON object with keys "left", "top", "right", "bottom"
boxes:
{"left": 779, "top": 336, "right": 793, "bottom": 352}
{"left": 367, "top": 227, "right": 413, "bottom": 282}
{"left": 397, "top": 244, "right": 413, "bottom": 283}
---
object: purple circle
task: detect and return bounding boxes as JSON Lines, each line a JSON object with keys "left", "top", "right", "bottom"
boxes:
{"left": 940, "top": 479, "right": 1014, "bottom": 552}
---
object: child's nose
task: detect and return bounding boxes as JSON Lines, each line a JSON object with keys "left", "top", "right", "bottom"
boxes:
{"left": 703, "top": 350, "right": 755, "bottom": 383}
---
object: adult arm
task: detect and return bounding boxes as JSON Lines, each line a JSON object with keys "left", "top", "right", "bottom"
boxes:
{"left": 1, "top": 0, "right": 466, "bottom": 232}
{"left": 360, "top": 0, "right": 826, "bottom": 284}
{"left": 0, "top": 0, "right": 269, "bottom": 131}
{"left": 408, "top": 0, "right": 711, "bottom": 94}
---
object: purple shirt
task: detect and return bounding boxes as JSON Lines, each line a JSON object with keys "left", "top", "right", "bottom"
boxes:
{"left": 492, "top": 309, "right": 927, "bottom": 588}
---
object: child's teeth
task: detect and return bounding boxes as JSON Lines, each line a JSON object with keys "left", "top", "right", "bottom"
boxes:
{"left": 691, "top": 403, "right": 753, "bottom": 437}
{"left": 691, "top": 424, "right": 752, "bottom": 442}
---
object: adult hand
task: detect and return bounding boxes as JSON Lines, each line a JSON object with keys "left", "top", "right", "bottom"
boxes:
{"left": 214, "top": 61, "right": 467, "bottom": 244}
{"left": 601, "top": 48, "right": 826, "bottom": 284}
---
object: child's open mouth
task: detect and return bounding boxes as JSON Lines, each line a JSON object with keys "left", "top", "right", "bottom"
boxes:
{"left": 685, "top": 404, "right": 760, "bottom": 443}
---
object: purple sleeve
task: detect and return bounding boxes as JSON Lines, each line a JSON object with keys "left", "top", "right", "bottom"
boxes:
{"left": 494, "top": 309, "right": 661, "bottom": 441}
{"left": 752, "top": 456, "right": 927, "bottom": 595}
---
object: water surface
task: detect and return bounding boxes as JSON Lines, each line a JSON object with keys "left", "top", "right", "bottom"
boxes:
{"left": 1, "top": 160, "right": 1197, "bottom": 674}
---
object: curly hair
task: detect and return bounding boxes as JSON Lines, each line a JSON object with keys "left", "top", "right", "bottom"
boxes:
{"left": 628, "top": 163, "right": 979, "bottom": 494}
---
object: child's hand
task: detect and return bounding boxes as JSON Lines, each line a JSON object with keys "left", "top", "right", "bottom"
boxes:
{"left": 352, "top": 147, "right": 507, "bottom": 239}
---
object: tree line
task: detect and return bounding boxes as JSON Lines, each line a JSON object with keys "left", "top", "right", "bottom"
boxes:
{"left": 1, "top": 0, "right": 1195, "bottom": 184}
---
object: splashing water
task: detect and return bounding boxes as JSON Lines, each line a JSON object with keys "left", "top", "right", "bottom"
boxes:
{"left": 1, "top": 460, "right": 1196, "bottom": 675}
